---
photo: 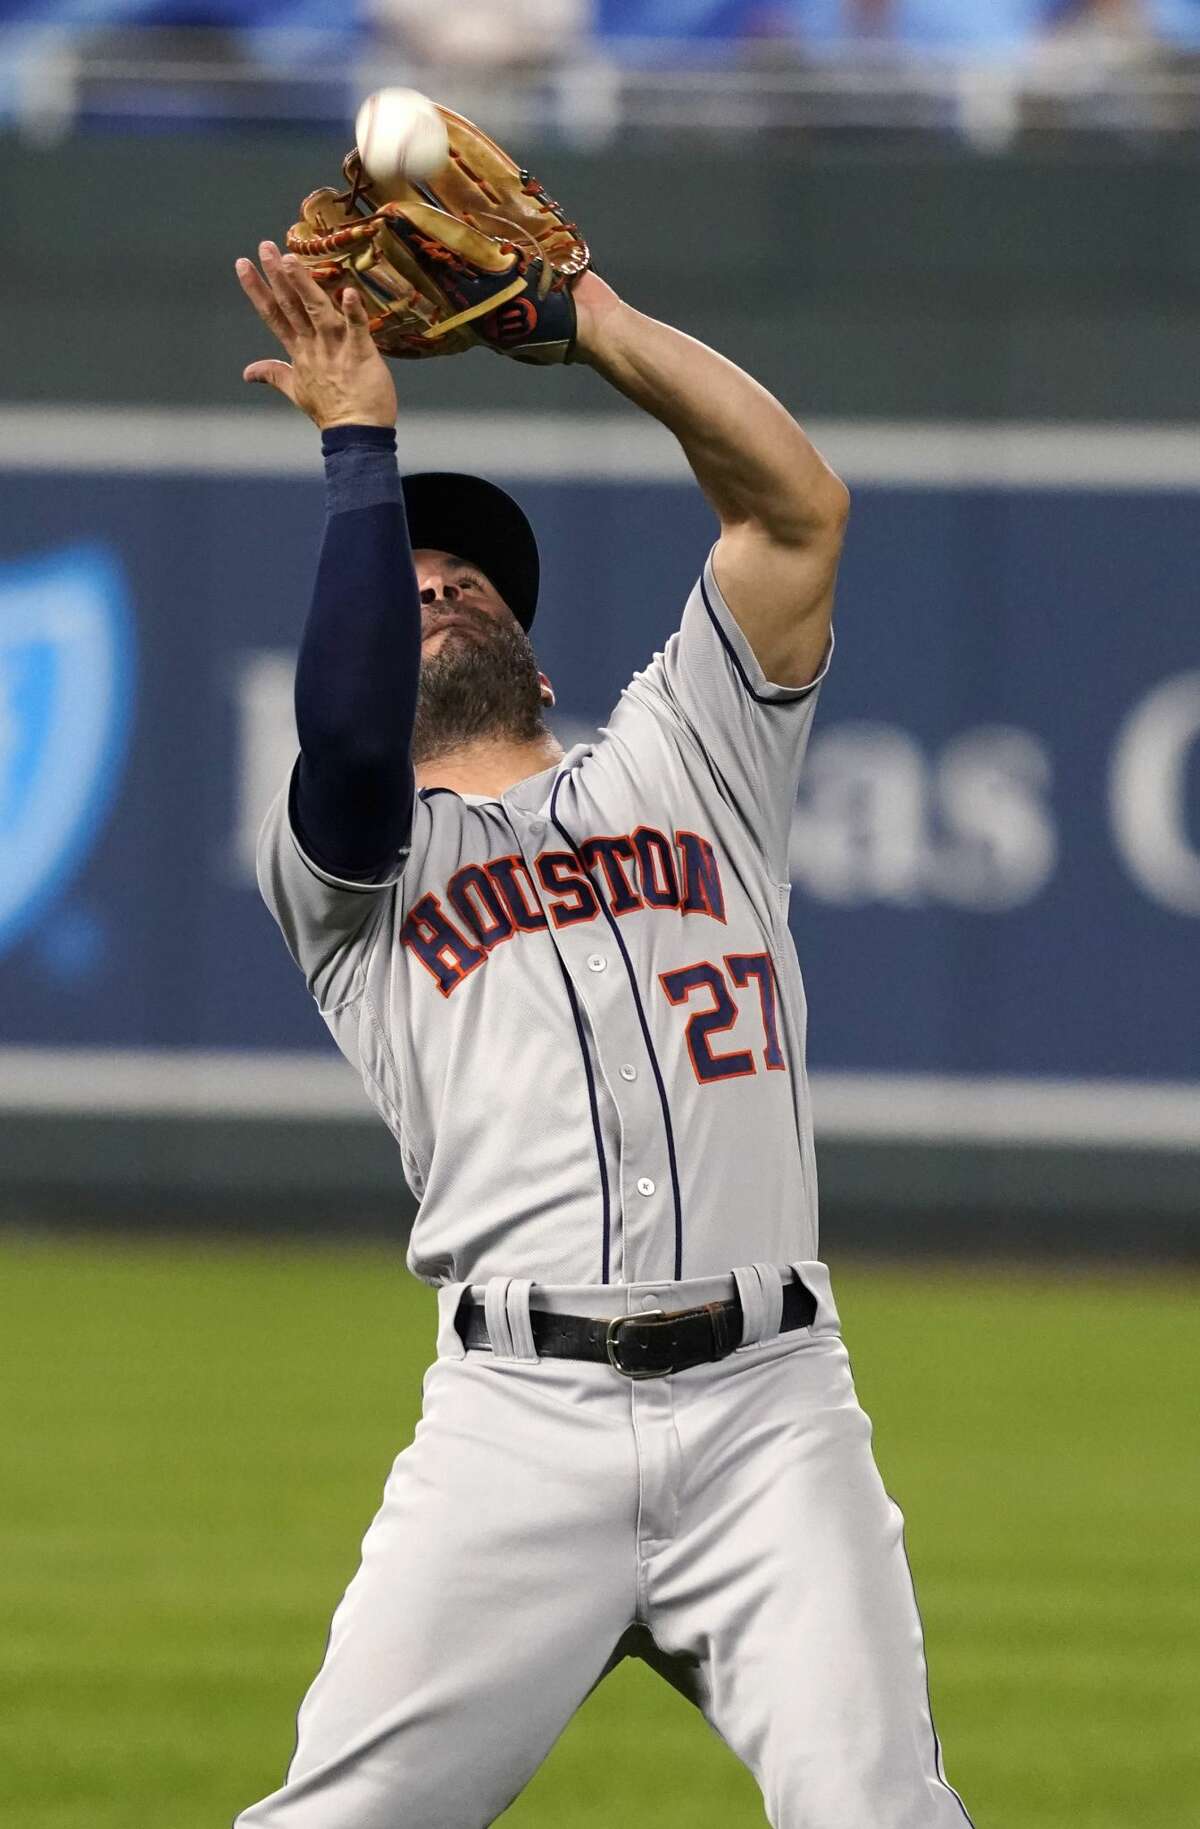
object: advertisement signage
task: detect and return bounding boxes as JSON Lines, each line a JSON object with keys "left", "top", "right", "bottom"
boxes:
{"left": 1, "top": 427, "right": 1196, "bottom": 1123}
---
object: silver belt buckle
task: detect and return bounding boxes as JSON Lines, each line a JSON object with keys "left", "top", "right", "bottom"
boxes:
{"left": 605, "top": 1313, "right": 673, "bottom": 1380}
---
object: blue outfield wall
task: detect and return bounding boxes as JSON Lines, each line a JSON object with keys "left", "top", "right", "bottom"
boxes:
{"left": 1, "top": 448, "right": 1197, "bottom": 1111}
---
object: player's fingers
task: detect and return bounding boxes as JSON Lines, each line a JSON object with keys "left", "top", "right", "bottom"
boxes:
{"left": 339, "top": 286, "right": 375, "bottom": 342}
{"left": 340, "top": 285, "right": 366, "bottom": 323}
{"left": 258, "top": 241, "right": 311, "bottom": 338}
{"left": 243, "top": 358, "right": 297, "bottom": 403}
{"left": 235, "top": 257, "right": 295, "bottom": 350}
{"left": 283, "top": 252, "right": 343, "bottom": 333}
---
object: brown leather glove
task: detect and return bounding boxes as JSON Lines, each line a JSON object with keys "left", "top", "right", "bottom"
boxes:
{"left": 284, "top": 104, "right": 590, "bottom": 365}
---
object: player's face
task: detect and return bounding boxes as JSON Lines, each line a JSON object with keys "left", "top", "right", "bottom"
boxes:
{"left": 411, "top": 549, "right": 514, "bottom": 658}
{"left": 409, "top": 548, "right": 547, "bottom": 764}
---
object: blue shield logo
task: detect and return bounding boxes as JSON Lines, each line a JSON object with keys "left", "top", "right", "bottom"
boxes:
{"left": 0, "top": 546, "right": 135, "bottom": 959}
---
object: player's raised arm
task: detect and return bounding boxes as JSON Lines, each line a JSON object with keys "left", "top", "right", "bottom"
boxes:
{"left": 573, "top": 272, "right": 848, "bottom": 690}
{"left": 236, "top": 243, "right": 418, "bottom": 884}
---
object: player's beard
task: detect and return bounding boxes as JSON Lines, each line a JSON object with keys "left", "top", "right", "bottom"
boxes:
{"left": 412, "top": 606, "right": 547, "bottom": 766}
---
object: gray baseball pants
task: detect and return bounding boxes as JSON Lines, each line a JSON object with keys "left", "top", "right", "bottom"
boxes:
{"left": 235, "top": 1261, "right": 972, "bottom": 1829}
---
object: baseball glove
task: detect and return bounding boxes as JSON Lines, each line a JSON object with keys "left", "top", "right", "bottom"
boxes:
{"left": 284, "top": 105, "right": 590, "bottom": 365}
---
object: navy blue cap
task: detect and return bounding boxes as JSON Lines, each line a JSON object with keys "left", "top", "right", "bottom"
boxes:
{"left": 401, "top": 472, "right": 540, "bottom": 632}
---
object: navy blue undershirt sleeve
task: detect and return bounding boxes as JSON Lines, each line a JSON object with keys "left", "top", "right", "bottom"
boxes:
{"left": 290, "top": 424, "right": 420, "bottom": 882}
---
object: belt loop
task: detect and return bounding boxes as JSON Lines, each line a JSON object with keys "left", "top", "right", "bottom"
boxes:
{"left": 436, "top": 1282, "right": 469, "bottom": 1359}
{"left": 791, "top": 1259, "right": 836, "bottom": 1333}
{"left": 483, "top": 1276, "right": 538, "bottom": 1362}
{"left": 506, "top": 1278, "right": 537, "bottom": 1361}
{"left": 733, "top": 1262, "right": 785, "bottom": 1348}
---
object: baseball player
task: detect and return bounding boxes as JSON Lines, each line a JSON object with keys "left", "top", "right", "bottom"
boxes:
{"left": 231, "top": 228, "right": 973, "bottom": 1828}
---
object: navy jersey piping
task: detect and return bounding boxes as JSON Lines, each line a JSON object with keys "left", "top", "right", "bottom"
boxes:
{"left": 842, "top": 1334, "right": 977, "bottom": 1828}
{"left": 698, "top": 571, "right": 820, "bottom": 707}
{"left": 494, "top": 805, "right": 614, "bottom": 1284}
{"left": 898, "top": 1522, "right": 977, "bottom": 1825}
{"left": 289, "top": 828, "right": 408, "bottom": 897}
{"left": 553, "top": 953, "right": 614, "bottom": 1283}
{"left": 549, "top": 770, "right": 685, "bottom": 1281}
{"left": 290, "top": 840, "right": 405, "bottom": 895}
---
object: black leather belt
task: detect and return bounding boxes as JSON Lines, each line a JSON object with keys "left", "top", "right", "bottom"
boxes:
{"left": 456, "top": 1275, "right": 817, "bottom": 1380}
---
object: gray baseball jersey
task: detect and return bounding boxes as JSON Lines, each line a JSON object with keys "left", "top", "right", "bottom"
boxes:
{"left": 258, "top": 550, "right": 831, "bottom": 1288}
{"left": 244, "top": 547, "right": 976, "bottom": 1829}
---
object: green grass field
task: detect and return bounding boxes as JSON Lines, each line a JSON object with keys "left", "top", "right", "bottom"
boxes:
{"left": 1, "top": 1232, "right": 1197, "bottom": 1829}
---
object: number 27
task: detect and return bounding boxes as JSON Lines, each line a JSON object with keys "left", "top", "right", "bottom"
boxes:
{"left": 659, "top": 953, "right": 786, "bottom": 1085}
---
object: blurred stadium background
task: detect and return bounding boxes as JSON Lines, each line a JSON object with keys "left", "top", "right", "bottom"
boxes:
{"left": 1, "top": 3, "right": 1198, "bottom": 1827}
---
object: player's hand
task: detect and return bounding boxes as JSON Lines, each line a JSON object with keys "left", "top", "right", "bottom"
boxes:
{"left": 235, "top": 242, "right": 398, "bottom": 430}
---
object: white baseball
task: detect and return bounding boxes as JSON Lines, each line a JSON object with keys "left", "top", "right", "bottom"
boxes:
{"left": 355, "top": 88, "right": 450, "bottom": 185}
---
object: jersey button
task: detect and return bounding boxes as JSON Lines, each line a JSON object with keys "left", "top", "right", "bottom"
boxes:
{"left": 636, "top": 1177, "right": 655, "bottom": 1197}
{"left": 619, "top": 1064, "right": 637, "bottom": 1082}
{"left": 586, "top": 953, "right": 607, "bottom": 973}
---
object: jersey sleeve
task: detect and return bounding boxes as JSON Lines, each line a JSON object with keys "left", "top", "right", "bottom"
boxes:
{"left": 613, "top": 548, "right": 832, "bottom": 884}
{"left": 256, "top": 762, "right": 408, "bottom": 1015}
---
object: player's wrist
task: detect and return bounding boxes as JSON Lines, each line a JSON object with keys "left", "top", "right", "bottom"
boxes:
{"left": 570, "top": 273, "right": 631, "bottom": 368}
{"left": 317, "top": 412, "right": 397, "bottom": 432}
{"left": 321, "top": 426, "right": 401, "bottom": 514}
